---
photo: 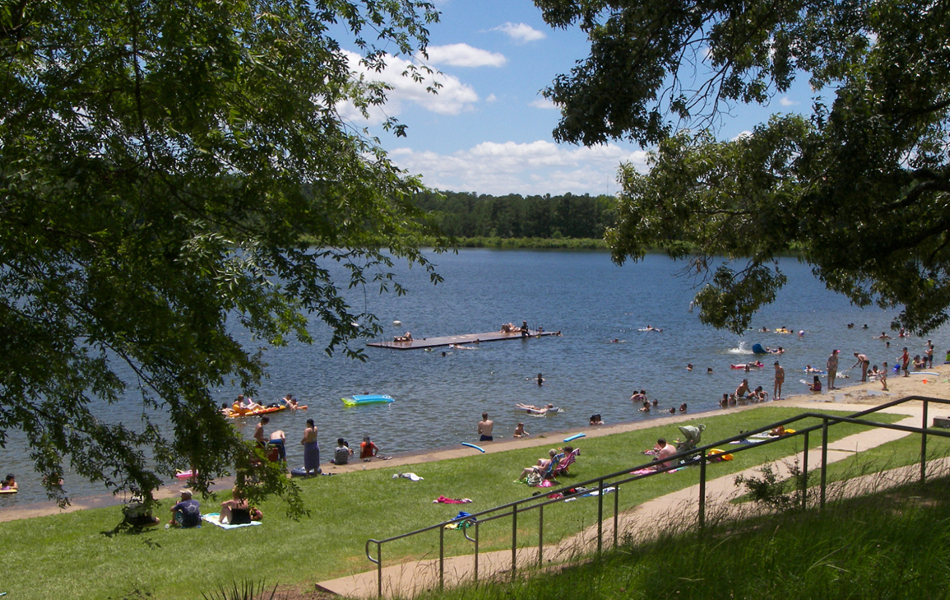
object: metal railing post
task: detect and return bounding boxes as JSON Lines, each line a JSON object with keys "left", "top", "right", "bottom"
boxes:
{"left": 538, "top": 505, "right": 544, "bottom": 566}
{"left": 597, "top": 479, "right": 604, "bottom": 556}
{"left": 376, "top": 543, "right": 382, "bottom": 599}
{"left": 474, "top": 521, "right": 480, "bottom": 584}
{"left": 820, "top": 417, "right": 829, "bottom": 510}
{"left": 699, "top": 450, "right": 707, "bottom": 530}
{"left": 439, "top": 523, "right": 445, "bottom": 589}
{"left": 613, "top": 484, "right": 620, "bottom": 549}
{"left": 511, "top": 504, "right": 518, "bottom": 577}
{"left": 801, "top": 430, "right": 809, "bottom": 511}
{"left": 921, "top": 399, "right": 929, "bottom": 484}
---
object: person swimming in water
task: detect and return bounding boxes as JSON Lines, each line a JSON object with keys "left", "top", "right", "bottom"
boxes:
{"left": 516, "top": 403, "right": 559, "bottom": 416}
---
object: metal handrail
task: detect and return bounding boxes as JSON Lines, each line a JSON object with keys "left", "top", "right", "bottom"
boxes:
{"left": 365, "top": 395, "right": 950, "bottom": 597}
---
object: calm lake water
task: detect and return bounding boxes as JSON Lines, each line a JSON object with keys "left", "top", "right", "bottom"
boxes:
{"left": 2, "top": 250, "right": 944, "bottom": 505}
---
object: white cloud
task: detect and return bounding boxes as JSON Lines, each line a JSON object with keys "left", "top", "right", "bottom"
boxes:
{"left": 779, "top": 96, "right": 798, "bottom": 107}
{"left": 492, "top": 22, "right": 546, "bottom": 43}
{"left": 486, "top": 94, "right": 497, "bottom": 102}
{"left": 389, "top": 140, "right": 648, "bottom": 195}
{"left": 425, "top": 44, "right": 506, "bottom": 67}
{"left": 732, "top": 130, "right": 753, "bottom": 141}
{"left": 529, "top": 97, "right": 557, "bottom": 110}
{"left": 338, "top": 50, "right": 479, "bottom": 124}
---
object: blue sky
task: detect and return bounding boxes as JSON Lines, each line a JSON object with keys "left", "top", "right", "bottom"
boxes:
{"left": 339, "top": 0, "right": 813, "bottom": 196}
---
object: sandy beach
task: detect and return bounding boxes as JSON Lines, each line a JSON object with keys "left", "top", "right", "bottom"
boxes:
{"left": 2, "top": 363, "right": 948, "bottom": 523}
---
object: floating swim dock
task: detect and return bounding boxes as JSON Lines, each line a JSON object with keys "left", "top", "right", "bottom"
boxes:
{"left": 367, "top": 330, "right": 559, "bottom": 350}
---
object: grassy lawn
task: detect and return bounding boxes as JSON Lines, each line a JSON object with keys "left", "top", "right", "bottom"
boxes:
{"left": 0, "top": 407, "right": 907, "bottom": 599}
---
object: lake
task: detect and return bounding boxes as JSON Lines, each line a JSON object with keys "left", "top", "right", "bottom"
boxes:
{"left": 2, "top": 250, "right": 942, "bottom": 505}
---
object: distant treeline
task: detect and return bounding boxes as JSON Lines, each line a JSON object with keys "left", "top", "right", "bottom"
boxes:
{"left": 414, "top": 190, "right": 617, "bottom": 241}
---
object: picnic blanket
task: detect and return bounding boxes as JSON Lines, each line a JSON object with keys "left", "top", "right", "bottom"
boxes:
{"left": 201, "top": 513, "right": 261, "bottom": 529}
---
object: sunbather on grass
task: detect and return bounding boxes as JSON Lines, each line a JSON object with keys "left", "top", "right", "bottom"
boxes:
{"left": 519, "top": 449, "right": 557, "bottom": 480}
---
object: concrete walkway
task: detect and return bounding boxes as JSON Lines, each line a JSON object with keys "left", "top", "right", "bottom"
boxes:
{"left": 317, "top": 400, "right": 946, "bottom": 598}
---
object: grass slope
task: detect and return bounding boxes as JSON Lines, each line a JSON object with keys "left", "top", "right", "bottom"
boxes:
{"left": 417, "top": 475, "right": 950, "bottom": 600}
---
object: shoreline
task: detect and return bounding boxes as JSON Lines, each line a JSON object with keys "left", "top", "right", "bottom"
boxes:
{"left": 3, "top": 364, "right": 948, "bottom": 524}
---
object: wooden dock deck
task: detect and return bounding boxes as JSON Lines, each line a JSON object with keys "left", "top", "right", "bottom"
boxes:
{"left": 367, "top": 330, "right": 559, "bottom": 350}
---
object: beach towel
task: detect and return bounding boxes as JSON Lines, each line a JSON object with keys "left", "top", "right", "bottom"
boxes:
{"left": 201, "top": 513, "right": 261, "bottom": 529}
{"left": 444, "top": 511, "right": 476, "bottom": 530}
{"left": 631, "top": 468, "right": 654, "bottom": 475}
{"left": 433, "top": 495, "right": 472, "bottom": 504}
{"left": 393, "top": 472, "right": 424, "bottom": 482}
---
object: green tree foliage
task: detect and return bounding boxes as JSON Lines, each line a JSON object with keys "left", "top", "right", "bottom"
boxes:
{"left": 537, "top": 0, "right": 950, "bottom": 333}
{"left": 414, "top": 190, "right": 616, "bottom": 239}
{"left": 0, "top": 0, "right": 444, "bottom": 509}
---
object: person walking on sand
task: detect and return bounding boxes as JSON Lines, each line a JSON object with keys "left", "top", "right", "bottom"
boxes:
{"left": 852, "top": 352, "right": 870, "bottom": 382}
{"left": 900, "top": 347, "right": 910, "bottom": 377}
{"left": 881, "top": 362, "right": 889, "bottom": 391}
{"left": 827, "top": 349, "right": 839, "bottom": 390}
{"left": 926, "top": 340, "right": 935, "bottom": 368}
{"left": 478, "top": 412, "right": 494, "bottom": 442}
{"left": 773, "top": 361, "right": 785, "bottom": 400}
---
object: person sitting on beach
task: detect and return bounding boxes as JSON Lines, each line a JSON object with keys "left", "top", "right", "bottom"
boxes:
{"left": 654, "top": 439, "right": 678, "bottom": 470}
{"left": 913, "top": 355, "right": 924, "bottom": 370}
{"left": 219, "top": 488, "right": 253, "bottom": 525}
{"left": 514, "top": 422, "right": 530, "bottom": 437}
{"left": 122, "top": 495, "right": 160, "bottom": 528}
{"left": 330, "top": 438, "right": 353, "bottom": 465}
{"left": 2, "top": 473, "right": 16, "bottom": 490}
{"left": 589, "top": 414, "right": 604, "bottom": 426}
{"left": 360, "top": 435, "right": 380, "bottom": 460}
{"left": 753, "top": 386, "right": 768, "bottom": 402}
{"left": 168, "top": 489, "right": 201, "bottom": 528}
{"left": 520, "top": 449, "right": 557, "bottom": 480}
{"left": 808, "top": 376, "right": 822, "bottom": 392}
